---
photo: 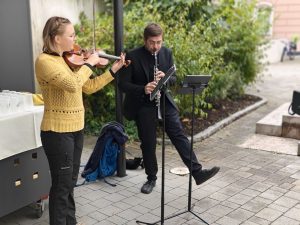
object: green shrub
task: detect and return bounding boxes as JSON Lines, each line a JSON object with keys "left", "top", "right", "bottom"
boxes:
{"left": 75, "top": 0, "right": 269, "bottom": 139}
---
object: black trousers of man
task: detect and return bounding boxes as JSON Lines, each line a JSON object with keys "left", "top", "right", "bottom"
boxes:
{"left": 41, "top": 130, "right": 83, "bottom": 225}
{"left": 135, "top": 99, "right": 202, "bottom": 181}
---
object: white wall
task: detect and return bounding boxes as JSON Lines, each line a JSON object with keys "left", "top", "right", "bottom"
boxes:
{"left": 263, "top": 39, "right": 286, "bottom": 63}
{"left": 29, "top": 0, "right": 103, "bottom": 92}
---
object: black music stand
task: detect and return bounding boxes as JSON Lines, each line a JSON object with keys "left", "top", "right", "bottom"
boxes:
{"left": 137, "top": 75, "right": 211, "bottom": 225}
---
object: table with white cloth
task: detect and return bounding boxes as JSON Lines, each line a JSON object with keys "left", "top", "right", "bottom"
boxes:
{"left": 0, "top": 106, "right": 51, "bottom": 218}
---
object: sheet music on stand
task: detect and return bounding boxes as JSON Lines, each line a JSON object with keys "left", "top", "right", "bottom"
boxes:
{"left": 179, "top": 75, "right": 211, "bottom": 95}
{"left": 150, "top": 64, "right": 176, "bottom": 101}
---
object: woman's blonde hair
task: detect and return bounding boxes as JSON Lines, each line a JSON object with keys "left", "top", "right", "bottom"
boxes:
{"left": 42, "top": 16, "right": 71, "bottom": 53}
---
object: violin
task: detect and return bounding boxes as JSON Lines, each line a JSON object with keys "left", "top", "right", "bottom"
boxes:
{"left": 63, "top": 44, "right": 130, "bottom": 69}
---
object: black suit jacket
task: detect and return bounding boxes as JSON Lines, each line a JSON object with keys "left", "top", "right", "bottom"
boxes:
{"left": 119, "top": 46, "right": 178, "bottom": 120}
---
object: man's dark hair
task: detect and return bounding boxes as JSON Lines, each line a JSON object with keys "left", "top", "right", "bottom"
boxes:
{"left": 143, "top": 23, "right": 163, "bottom": 40}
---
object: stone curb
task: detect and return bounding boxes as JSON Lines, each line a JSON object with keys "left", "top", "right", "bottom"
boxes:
{"left": 157, "top": 95, "right": 268, "bottom": 145}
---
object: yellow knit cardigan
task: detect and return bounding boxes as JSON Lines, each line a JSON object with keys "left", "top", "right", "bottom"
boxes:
{"left": 35, "top": 53, "right": 114, "bottom": 132}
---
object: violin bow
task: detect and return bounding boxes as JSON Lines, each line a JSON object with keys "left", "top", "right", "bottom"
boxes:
{"left": 92, "top": 0, "right": 96, "bottom": 52}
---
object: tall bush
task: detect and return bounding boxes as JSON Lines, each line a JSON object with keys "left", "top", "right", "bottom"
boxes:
{"left": 75, "top": 0, "right": 269, "bottom": 137}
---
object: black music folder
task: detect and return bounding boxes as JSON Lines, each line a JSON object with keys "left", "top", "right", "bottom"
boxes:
{"left": 150, "top": 64, "right": 176, "bottom": 101}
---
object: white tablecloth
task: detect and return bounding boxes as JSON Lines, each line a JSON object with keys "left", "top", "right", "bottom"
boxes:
{"left": 0, "top": 106, "right": 44, "bottom": 160}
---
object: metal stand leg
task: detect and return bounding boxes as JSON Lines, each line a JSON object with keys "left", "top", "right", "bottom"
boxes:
{"left": 136, "top": 89, "right": 167, "bottom": 225}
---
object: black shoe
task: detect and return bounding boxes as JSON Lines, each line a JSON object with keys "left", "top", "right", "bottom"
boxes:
{"left": 141, "top": 180, "right": 156, "bottom": 194}
{"left": 193, "top": 166, "right": 220, "bottom": 185}
{"left": 126, "top": 157, "right": 143, "bottom": 170}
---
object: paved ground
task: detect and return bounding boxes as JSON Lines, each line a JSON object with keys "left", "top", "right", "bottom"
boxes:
{"left": 1, "top": 59, "right": 300, "bottom": 225}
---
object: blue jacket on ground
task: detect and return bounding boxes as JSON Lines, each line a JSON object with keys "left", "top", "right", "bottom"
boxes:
{"left": 81, "top": 121, "right": 128, "bottom": 181}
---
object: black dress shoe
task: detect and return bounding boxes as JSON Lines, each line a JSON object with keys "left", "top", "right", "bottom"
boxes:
{"left": 193, "top": 166, "right": 220, "bottom": 185}
{"left": 141, "top": 180, "right": 156, "bottom": 194}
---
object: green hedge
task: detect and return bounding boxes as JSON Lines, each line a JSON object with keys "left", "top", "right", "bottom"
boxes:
{"left": 75, "top": 0, "right": 269, "bottom": 139}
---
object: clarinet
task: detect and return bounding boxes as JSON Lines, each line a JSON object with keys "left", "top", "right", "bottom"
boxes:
{"left": 153, "top": 52, "right": 162, "bottom": 120}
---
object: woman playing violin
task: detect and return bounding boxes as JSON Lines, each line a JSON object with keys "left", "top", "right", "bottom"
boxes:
{"left": 35, "top": 16, "right": 126, "bottom": 225}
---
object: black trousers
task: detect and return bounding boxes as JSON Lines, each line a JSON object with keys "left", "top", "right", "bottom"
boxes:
{"left": 135, "top": 99, "right": 202, "bottom": 181}
{"left": 41, "top": 130, "right": 84, "bottom": 225}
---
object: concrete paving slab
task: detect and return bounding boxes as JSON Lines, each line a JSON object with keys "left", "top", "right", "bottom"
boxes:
{"left": 282, "top": 114, "right": 300, "bottom": 139}
{"left": 255, "top": 102, "right": 290, "bottom": 136}
{"left": 239, "top": 133, "right": 300, "bottom": 156}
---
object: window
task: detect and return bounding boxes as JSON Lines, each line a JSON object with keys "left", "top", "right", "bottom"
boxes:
{"left": 256, "top": 2, "right": 273, "bottom": 37}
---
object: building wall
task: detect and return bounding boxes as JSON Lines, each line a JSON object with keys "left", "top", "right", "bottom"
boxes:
{"left": 258, "top": 0, "right": 300, "bottom": 63}
{"left": 29, "top": 0, "right": 103, "bottom": 92}
{"left": 259, "top": 0, "right": 300, "bottom": 40}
